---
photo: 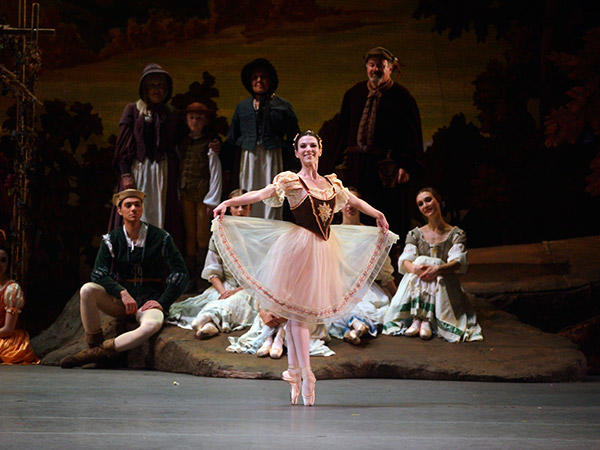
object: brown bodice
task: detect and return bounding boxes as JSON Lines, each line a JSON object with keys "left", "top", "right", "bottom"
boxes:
{"left": 291, "top": 177, "right": 336, "bottom": 240}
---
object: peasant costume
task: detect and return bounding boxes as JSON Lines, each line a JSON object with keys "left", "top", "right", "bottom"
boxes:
{"left": 328, "top": 254, "right": 395, "bottom": 340}
{"left": 0, "top": 281, "right": 39, "bottom": 364}
{"left": 168, "top": 237, "right": 256, "bottom": 333}
{"left": 212, "top": 171, "right": 398, "bottom": 324}
{"left": 383, "top": 227, "right": 483, "bottom": 342}
{"left": 226, "top": 318, "right": 334, "bottom": 357}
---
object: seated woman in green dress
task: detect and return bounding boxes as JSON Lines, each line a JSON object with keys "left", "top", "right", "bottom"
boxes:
{"left": 383, "top": 187, "right": 483, "bottom": 342}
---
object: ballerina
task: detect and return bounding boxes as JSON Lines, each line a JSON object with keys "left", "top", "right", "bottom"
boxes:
{"left": 212, "top": 130, "right": 397, "bottom": 405}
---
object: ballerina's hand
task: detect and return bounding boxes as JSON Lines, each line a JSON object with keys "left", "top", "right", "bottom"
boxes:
{"left": 376, "top": 213, "right": 389, "bottom": 233}
{"left": 213, "top": 202, "right": 228, "bottom": 218}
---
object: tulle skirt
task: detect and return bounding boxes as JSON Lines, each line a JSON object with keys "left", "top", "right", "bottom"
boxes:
{"left": 212, "top": 216, "right": 398, "bottom": 324}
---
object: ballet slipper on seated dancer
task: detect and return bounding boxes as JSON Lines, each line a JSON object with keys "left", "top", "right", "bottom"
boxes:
{"left": 351, "top": 318, "right": 369, "bottom": 337}
{"left": 269, "top": 325, "right": 285, "bottom": 359}
{"left": 404, "top": 318, "right": 421, "bottom": 337}
{"left": 343, "top": 328, "right": 361, "bottom": 345}
{"left": 419, "top": 320, "right": 432, "bottom": 340}
{"left": 256, "top": 335, "right": 273, "bottom": 357}
{"left": 191, "top": 314, "right": 219, "bottom": 339}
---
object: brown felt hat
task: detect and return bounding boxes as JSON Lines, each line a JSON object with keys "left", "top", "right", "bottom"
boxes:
{"left": 113, "top": 189, "right": 145, "bottom": 207}
{"left": 363, "top": 47, "right": 396, "bottom": 63}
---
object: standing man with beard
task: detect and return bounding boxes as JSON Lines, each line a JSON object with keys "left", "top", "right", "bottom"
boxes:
{"left": 226, "top": 58, "right": 299, "bottom": 220}
{"left": 330, "top": 47, "right": 423, "bottom": 241}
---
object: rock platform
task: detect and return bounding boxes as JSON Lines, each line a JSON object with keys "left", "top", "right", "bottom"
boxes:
{"left": 33, "top": 235, "right": 600, "bottom": 382}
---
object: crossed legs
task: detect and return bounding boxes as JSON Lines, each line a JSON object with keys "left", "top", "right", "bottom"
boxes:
{"left": 284, "top": 320, "right": 316, "bottom": 406}
{"left": 61, "top": 282, "right": 164, "bottom": 368}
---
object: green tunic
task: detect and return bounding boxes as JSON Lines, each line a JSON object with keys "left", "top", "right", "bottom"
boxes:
{"left": 91, "top": 223, "right": 188, "bottom": 311}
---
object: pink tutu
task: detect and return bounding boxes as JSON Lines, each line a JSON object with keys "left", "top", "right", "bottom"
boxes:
{"left": 212, "top": 216, "right": 398, "bottom": 323}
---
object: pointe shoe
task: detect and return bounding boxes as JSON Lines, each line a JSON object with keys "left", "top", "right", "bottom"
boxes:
{"left": 269, "top": 343, "right": 284, "bottom": 359}
{"left": 301, "top": 371, "right": 316, "bottom": 407}
{"left": 282, "top": 368, "right": 302, "bottom": 405}
{"left": 196, "top": 322, "right": 219, "bottom": 339}
{"left": 419, "top": 321, "right": 432, "bottom": 340}
{"left": 404, "top": 319, "right": 421, "bottom": 337}
{"left": 257, "top": 336, "right": 273, "bottom": 357}
{"left": 343, "top": 329, "right": 361, "bottom": 345}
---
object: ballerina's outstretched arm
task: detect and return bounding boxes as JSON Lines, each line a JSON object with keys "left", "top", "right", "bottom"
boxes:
{"left": 213, "top": 185, "right": 277, "bottom": 218}
{"left": 346, "top": 192, "right": 389, "bottom": 233}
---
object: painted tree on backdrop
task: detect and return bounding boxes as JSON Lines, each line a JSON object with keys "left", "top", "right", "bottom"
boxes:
{"left": 414, "top": 0, "right": 600, "bottom": 245}
{"left": 1, "top": 100, "right": 114, "bottom": 334}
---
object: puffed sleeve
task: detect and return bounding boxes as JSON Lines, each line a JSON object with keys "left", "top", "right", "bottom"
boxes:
{"left": 203, "top": 148, "right": 222, "bottom": 208}
{"left": 263, "top": 171, "right": 299, "bottom": 207}
{"left": 201, "top": 237, "right": 224, "bottom": 281}
{"left": 325, "top": 174, "right": 351, "bottom": 212}
{"left": 398, "top": 228, "right": 420, "bottom": 275}
{"left": 447, "top": 228, "right": 468, "bottom": 274}
{"left": 3, "top": 282, "right": 24, "bottom": 315}
{"left": 376, "top": 256, "right": 394, "bottom": 284}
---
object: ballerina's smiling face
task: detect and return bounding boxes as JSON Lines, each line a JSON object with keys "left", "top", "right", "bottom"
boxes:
{"left": 416, "top": 190, "right": 441, "bottom": 218}
{"left": 295, "top": 135, "right": 322, "bottom": 165}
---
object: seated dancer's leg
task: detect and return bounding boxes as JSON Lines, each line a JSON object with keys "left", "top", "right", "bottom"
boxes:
{"left": 80, "top": 282, "right": 126, "bottom": 347}
{"left": 114, "top": 308, "right": 164, "bottom": 352}
{"left": 191, "top": 313, "right": 219, "bottom": 339}
{"left": 282, "top": 321, "right": 301, "bottom": 405}
{"left": 257, "top": 332, "right": 274, "bottom": 357}
{"left": 289, "top": 320, "right": 316, "bottom": 406}
{"left": 270, "top": 324, "right": 285, "bottom": 359}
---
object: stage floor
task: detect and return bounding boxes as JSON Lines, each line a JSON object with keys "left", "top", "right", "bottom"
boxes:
{"left": 1, "top": 366, "right": 599, "bottom": 449}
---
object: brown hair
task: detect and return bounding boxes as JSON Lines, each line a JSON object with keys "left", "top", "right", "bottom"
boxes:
{"left": 293, "top": 130, "right": 322, "bottom": 150}
{"left": 416, "top": 187, "right": 443, "bottom": 204}
{"left": 228, "top": 188, "right": 248, "bottom": 199}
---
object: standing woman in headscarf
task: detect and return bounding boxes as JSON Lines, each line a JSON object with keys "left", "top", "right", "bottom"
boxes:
{"left": 226, "top": 58, "right": 299, "bottom": 220}
{"left": 110, "top": 63, "right": 182, "bottom": 243}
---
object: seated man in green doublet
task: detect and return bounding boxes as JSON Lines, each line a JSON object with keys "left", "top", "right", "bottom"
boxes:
{"left": 61, "top": 189, "right": 189, "bottom": 368}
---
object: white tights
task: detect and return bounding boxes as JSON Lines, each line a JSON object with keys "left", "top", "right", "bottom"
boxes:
{"left": 285, "top": 320, "right": 312, "bottom": 374}
{"left": 113, "top": 308, "right": 164, "bottom": 351}
{"left": 79, "top": 282, "right": 164, "bottom": 352}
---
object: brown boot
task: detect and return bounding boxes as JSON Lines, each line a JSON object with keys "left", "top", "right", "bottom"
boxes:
{"left": 60, "top": 338, "right": 118, "bottom": 368}
{"left": 85, "top": 331, "right": 104, "bottom": 348}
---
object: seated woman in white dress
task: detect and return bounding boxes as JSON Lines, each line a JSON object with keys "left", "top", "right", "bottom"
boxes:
{"left": 226, "top": 311, "right": 335, "bottom": 358}
{"left": 383, "top": 187, "right": 483, "bottom": 342}
{"left": 167, "top": 189, "right": 256, "bottom": 339}
{"left": 327, "top": 187, "right": 397, "bottom": 345}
